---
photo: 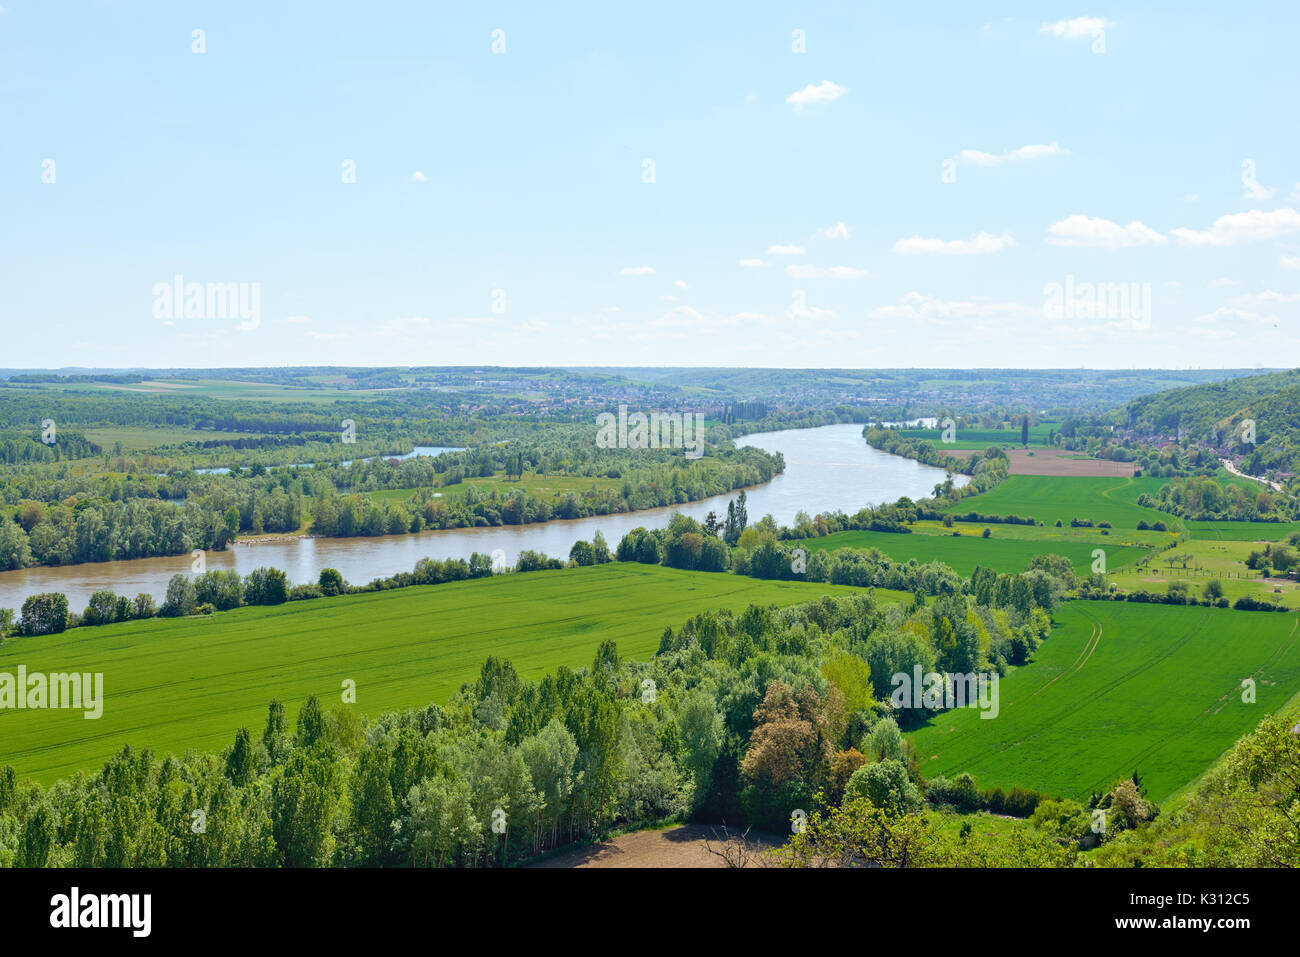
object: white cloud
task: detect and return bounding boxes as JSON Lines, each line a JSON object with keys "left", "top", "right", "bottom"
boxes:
{"left": 787, "top": 300, "right": 839, "bottom": 321}
{"left": 618, "top": 265, "right": 656, "bottom": 276}
{"left": 1046, "top": 215, "right": 1167, "bottom": 248}
{"left": 955, "top": 142, "right": 1067, "bottom": 166}
{"left": 892, "top": 232, "right": 1016, "bottom": 256}
{"left": 1232, "top": 290, "right": 1300, "bottom": 306}
{"left": 767, "top": 244, "right": 806, "bottom": 255}
{"left": 1183, "top": 193, "right": 1200, "bottom": 202}
{"left": 1209, "top": 278, "right": 1238, "bottom": 288}
{"left": 786, "top": 80, "right": 848, "bottom": 108}
{"left": 411, "top": 171, "right": 429, "bottom": 183}
{"left": 1192, "top": 306, "right": 1278, "bottom": 325}
{"left": 1041, "top": 17, "right": 1113, "bottom": 39}
{"left": 1243, "top": 179, "right": 1277, "bottom": 201}
{"left": 785, "top": 264, "right": 871, "bottom": 280}
{"left": 819, "top": 221, "right": 852, "bottom": 240}
{"left": 284, "top": 315, "right": 311, "bottom": 324}
{"left": 673, "top": 279, "right": 688, "bottom": 289}
{"left": 739, "top": 259, "right": 768, "bottom": 268}
{"left": 1171, "top": 208, "right": 1300, "bottom": 247}
{"left": 869, "top": 292, "right": 1040, "bottom": 325}
{"left": 307, "top": 330, "right": 348, "bottom": 343}
{"left": 378, "top": 316, "right": 433, "bottom": 337}
{"left": 1281, "top": 254, "right": 1300, "bottom": 270}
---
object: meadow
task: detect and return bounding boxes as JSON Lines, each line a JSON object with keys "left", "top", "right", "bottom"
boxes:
{"left": 1185, "top": 520, "right": 1300, "bottom": 541}
{"left": 911, "top": 600, "right": 1300, "bottom": 802}
{"left": 800, "top": 528, "right": 1147, "bottom": 578}
{"left": 894, "top": 422, "right": 1058, "bottom": 451}
{"left": 942, "top": 475, "right": 1174, "bottom": 529}
{"left": 0, "top": 564, "right": 893, "bottom": 784}
{"left": 1109, "top": 537, "right": 1300, "bottom": 609}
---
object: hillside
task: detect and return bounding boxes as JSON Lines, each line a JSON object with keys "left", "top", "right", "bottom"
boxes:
{"left": 1122, "top": 369, "right": 1300, "bottom": 479}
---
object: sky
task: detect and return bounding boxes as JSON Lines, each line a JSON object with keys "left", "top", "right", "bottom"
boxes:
{"left": 2, "top": 1, "right": 1299, "bottom": 370}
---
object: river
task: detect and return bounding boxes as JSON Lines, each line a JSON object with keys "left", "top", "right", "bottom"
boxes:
{"left": 0, "top": 424, "right": 966, "bottom": 612}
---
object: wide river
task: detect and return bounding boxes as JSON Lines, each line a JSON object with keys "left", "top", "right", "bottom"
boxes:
{"left": 0, "top": 424, "right": 966, "bottom": 612}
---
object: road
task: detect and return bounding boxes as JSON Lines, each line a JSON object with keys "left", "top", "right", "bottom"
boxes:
{"left": 1220, "top": 458, "right": 1284, "bottom": 492}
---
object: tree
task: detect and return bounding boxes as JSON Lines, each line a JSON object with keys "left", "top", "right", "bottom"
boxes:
{"left": 0, "top": 519, "right": 31, "bottom": 571}
{"left": 132, "top": 593, "right": 157, "bottom": 619}
{"left": 161, "top": 574, "right": 196, "bottom": 617}
{"left": 82, "top": 590, "right": 122, "bottom": 627}
{"left": 569, "top": 539, "right": 596, "bottom": 566}
{"left": 404, "top": 776, "right": 480, "bottom": 867}
{"left": 677, "top": 690, "right": 724, "bottom": 810}
{"left": 19, "top": 592, "right": 68, "bottom": 635}
{"left": 844, "top": 759, "right": 923, "bottom": 815}
{"left": 1021, "top": 416, "right": 1030, "bottom": 447}
{"left": 591, "top": 530, "right": 611, "bottom": 564}
{"left": 225, "top": 727, "right": 255, "bottom": 787}
{"left": 271, "top": 749, "right": 342, "bottom": 867}
{"left": 262, "top": 699, "right": 291, "bottom": 765}
{"left": 296, "top": 694, "right": 328, "bottom": 749}
{"left": 520, "top": 719, "right": 580, "bottom": 849}
{"left": 318, "top": 567, "right": 346, "bottom": 597}
{"left": 243, "top": 566, "right": 289, "bottom": 605}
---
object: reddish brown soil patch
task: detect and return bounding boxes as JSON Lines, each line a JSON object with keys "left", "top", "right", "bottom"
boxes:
{"left": 1005, "top": 448, "right": 1136, "bottom": 477}
{"left": 529, "top": 824, "right": 785, "bottom": 868}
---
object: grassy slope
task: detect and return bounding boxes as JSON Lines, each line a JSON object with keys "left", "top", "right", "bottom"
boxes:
{"left": 911, "top": 601, "right": 1300, "bottom": 803}
{"left": 942, "top": 475, "right": 1174, "bottom": 529}
{"left": 1185, "top": 520, "right": 1300, "bottom": 541}
{"left": 800, "top": 528, "right": 1146, "bottom": 578}
{"left": 0, "top": 564, "right": 893, "bottom": 784}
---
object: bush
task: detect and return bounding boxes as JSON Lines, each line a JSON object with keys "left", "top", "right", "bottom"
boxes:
{"left": 843, "top": 759, "right": 923, "bottom": 815}
{"left": 243, "top": 567, "right": 289, "bottom": 606}
{"left": 318, "top": 568, "right": 346, "bottom": 597}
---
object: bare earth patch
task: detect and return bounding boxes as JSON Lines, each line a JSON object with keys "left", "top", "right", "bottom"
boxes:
{"left": 1004, "top": 448, "right": 1136, "bottom": 477}
{"left": 529, "top": 824, "right": 785, "bottom": 868}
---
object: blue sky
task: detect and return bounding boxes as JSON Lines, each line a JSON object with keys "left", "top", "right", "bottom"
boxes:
{"left": 2, "top": 1, "right": 1298, "bottom": 369}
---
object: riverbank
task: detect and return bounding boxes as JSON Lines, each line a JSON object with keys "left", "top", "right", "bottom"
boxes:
{"left": 0, "top": 424, "right": 964, "bottom": 613}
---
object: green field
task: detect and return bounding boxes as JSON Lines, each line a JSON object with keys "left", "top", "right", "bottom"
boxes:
{"left": 0, "top": 564, "right": 891, "bottom": 784}
{"left": 912, "top": 601, "right": 1300, "bottom": 802}
{"left": 1185, "top": 520, "right": 1300, "bottom": 542}
{"left": 895, "top": 422, "right": 1058, "bottom": 451}
{"left": 81, "top": 425, "right": 263, "bottom": 453}
{"left": 943, "top": 475, "right": 1174, "bottom": 530}
{"left": 1109, "top": 537, "right": 1300, "bottom": 609}
{"left": 801, "top": 529, "right": 1146, "bottom": 577}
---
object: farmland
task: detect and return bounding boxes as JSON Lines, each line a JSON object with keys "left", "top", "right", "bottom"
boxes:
{"left": 0, "top": 563, "right": 897, "bottom": 784}
{"left": 911, "top": 600, "right": 1300, "bottom": 802}
{"left": 800, "top": 528, "right": 1147, "bottom": 578}
{"left": 943, "top": 475, "right": 1174, "bottom": 530}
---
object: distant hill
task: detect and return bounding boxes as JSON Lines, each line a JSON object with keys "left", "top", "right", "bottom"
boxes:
{"left": 1122, "top": 368, "right": 1300, "bottom": 477}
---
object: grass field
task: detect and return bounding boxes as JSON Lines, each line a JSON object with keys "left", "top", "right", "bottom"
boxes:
{"left": 943, "top": 475, "right": 1174, "bottom": 530}
{"left": 800, "top": 529, "right": 1146, "bottom": 577}
{"left": 1185, "top": 520, "right": 1300, "bottom": 542}
{"left": 895, "top": 422, "right": 1058, "bottom": 451}
{"left": 0, "top": 564, "right": 893, "bottom": 784}
{"left": 911, "top": 600, "right": 1300, "bottom": 802}
{"left": 82, "top": 425, "right": 263, "bottom": 453}
{"left": 1109, "top": 537, "right": 1300, "bottom": 609}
